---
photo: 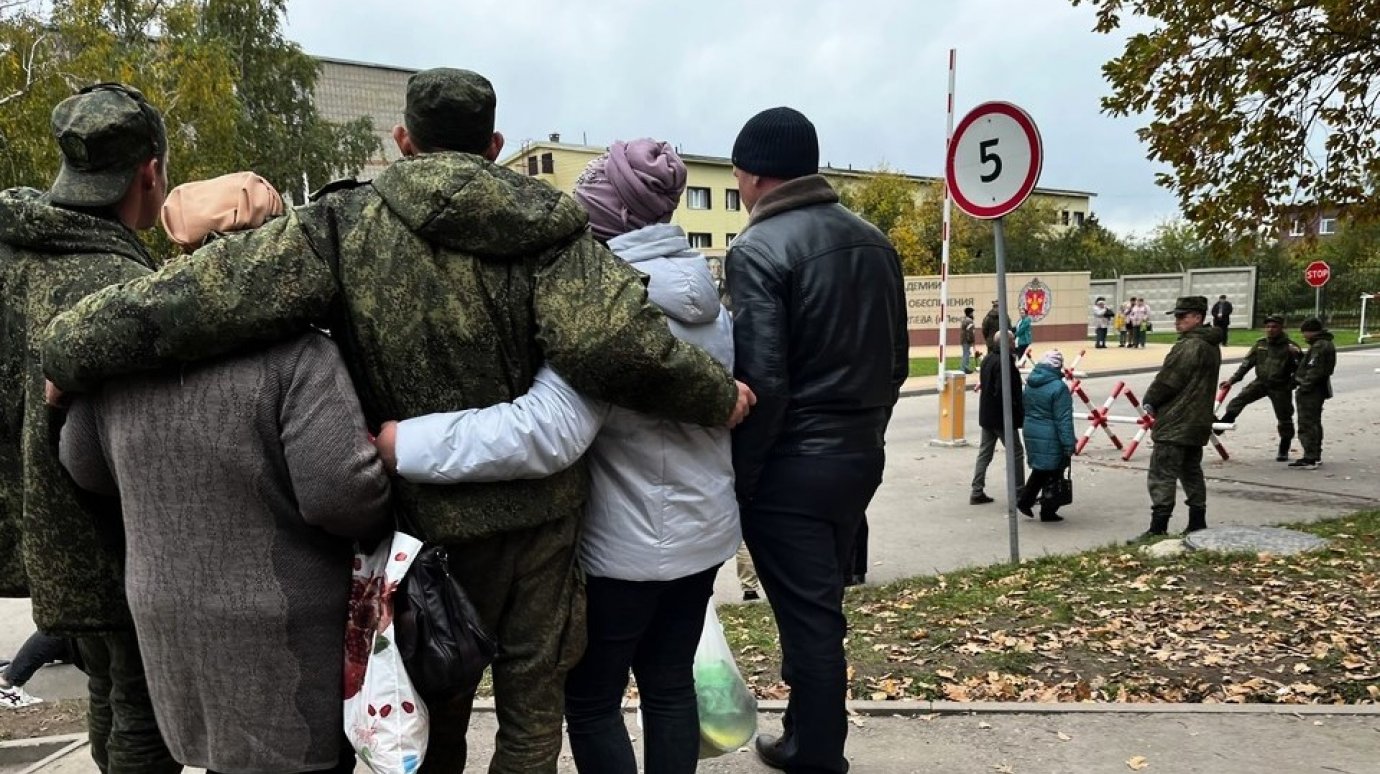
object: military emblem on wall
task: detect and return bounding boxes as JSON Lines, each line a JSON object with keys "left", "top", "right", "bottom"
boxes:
{"left": 1020, "top": 277, "right": 1052, "bottom": 322}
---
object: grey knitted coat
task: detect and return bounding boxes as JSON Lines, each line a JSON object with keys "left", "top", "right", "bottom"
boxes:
{"left": 59, "top": 332, "right": 390, "bottom": 774}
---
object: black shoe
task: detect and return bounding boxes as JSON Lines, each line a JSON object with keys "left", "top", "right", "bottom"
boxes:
{"left": 1017, "top": 503, "right": 1035, "bottom": 518}
{"left": 1040, "top": 513, "right": 1065, "bottom": 522}
{"left": 970, "top": 493, "right": 995, "bottom": 505}
{"left": 754, "top": 734, "right": 790, "bottom": 770}
{"left": 742, "top": 588, "right": 760, "bottom": 601}
{"left": 1182, "top": 526, "right": 1206, "bottom": 535}
{"left": 1288, "top": 458, "right": 1319, "bottom": 469}
{"left": 1276, "top": 452, "right": 1290, "bottom": 462}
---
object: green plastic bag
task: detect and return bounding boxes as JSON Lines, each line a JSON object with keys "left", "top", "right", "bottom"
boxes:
{"left": 694, "top": 602, "right": 757, "bottom": 758}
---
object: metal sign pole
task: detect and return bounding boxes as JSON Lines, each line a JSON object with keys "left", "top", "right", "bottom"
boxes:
{"left": 993, "top": 217, "right": 1020, "bottom": 564}
{"left": 1315, "top": 286, "right": 1321, "bottom": 319}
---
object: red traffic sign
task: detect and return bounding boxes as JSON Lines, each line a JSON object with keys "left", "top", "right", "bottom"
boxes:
{"left": 946, "top": 102, "right": 1043, "bottom": 220}
{"left": 1305, "top": 261, "right": 1331, "bottom": 288}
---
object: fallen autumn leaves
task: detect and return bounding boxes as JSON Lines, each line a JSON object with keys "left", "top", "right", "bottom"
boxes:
{"left": 718, "top": 511, "right": 1380, "bottom": 706}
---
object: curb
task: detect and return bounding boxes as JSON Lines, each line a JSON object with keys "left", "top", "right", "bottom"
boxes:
{"left": 0, "top": 733, "right": 86, "bottom": 772}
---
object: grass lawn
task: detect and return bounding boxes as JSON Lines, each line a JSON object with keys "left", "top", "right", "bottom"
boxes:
{"left": 908, "top": 358, "right": 939, "bottom": 378}
{"left": 1143, "top": 327, "right": 1270, "bottom": 347}
{"left": 721, "top": 510, "right": 1380, "bottom": 705}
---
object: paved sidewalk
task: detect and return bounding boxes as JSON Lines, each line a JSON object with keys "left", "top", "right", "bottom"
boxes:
{"left": 11, "top": 707, "right": 1380, "bottom": 773}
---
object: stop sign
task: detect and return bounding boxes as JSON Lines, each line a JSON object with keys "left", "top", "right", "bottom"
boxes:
{"left": 1305, "top": 261, "right": 1331, "bottom": 288}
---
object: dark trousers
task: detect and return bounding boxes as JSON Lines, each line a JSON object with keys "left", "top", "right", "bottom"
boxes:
{"left": 564, "top": 566, "right": 718, "bottom": 774}
{"left": 421, "top": 510, "right": 585, "bottom": 774}
{"left": 1223, "top": 381, "right": 1294, "bottom": 438}
{"left": 1147, "top": 442, "right": 1206, "bottom": 517}
{"left": 76, "top": 631, "right": 180, "bottom": 774}
{"left": 1296, "top": 390, "right": 1328, "bottom": 459}
{"left": 1016, "top": 467, "right": 1063, "bottom": 517}
{"left": 3, "top": 631, "right": 74, "bottom": 687}
{"left": 743, "top": 450, "right": 885, "bottom": 774}
{"left": 1095, "top": 327, "right": 1108, "bottom": 347}
{"left": 850, "top": 518, "right": 868, "bottom": 578}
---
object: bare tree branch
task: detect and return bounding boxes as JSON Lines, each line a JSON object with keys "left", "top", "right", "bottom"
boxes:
{"left": 0, "top": 31, "right": 48, "bottom": 108}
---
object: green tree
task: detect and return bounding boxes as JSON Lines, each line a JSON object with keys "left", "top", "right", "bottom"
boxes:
{"left": 1072, "top": 0, "right": 1380, "bottom": 242}
{"left": 0, "top": 0, "right": 378, "bottom": 205}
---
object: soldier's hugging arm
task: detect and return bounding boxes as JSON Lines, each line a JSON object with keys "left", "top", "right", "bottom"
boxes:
{"left": 534, "top": 233, "right": 737, "bottom": 427}
{"left": 41, "top": 212, "right": 337, "bottom": 393}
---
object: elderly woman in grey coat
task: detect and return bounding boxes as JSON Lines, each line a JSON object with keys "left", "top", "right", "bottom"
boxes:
{"left": 58, "top": 175, "right": 391, "bottom": 774}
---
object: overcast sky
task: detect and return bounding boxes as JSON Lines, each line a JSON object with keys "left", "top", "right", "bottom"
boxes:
{"left": 283, "top": 0, "right": 1175, "bottom": 238}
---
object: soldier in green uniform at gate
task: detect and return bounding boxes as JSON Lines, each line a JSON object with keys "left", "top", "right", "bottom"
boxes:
{"left": 1133, "top": 296, "right": 1224, "bottom": 540}
{"left": 1217, "top": 315, "right": 1302, "bottom": 461}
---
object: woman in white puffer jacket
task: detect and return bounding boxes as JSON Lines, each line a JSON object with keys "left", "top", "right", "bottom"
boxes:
{"left": 386, "top": 139, "right": 737, "bottom": 774}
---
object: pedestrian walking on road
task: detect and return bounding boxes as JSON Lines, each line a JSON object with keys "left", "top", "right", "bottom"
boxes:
{"left": 970, "top": 332, "right": 1026, "bottom": 506}
{"left": 1290, "top": 318, "right": 1336, "bottom": 470}
{"left": 1016, "top": 350, "right": 1075, "bottom": 523}
{"left": 1014, "top": 307, "right": 1033, "bottom": 361}
{"left": 1133, "top": 296, "right": 1223, "bottom": 540}
{"left": 1216, "top": 315, "right": 1301, "bottom": 461}
{"left": 0, "top": 632, "right": 76, "bottom": 708}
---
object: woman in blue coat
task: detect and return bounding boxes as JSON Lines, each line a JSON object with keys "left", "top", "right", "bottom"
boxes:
{"left": 1017, "top": 350, "right": 1076, "bottom": 522}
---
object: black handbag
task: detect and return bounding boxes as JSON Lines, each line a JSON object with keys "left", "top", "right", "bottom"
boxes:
{"left": 394, "top": 543, "right": 497, "bottom": 703}
{"left": 1040, "top": 464, "right": 1074, "bottom": 508}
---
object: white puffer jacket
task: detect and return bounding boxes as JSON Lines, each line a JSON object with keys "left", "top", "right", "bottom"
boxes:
{"left": 394, "top": 223, "right": 738, "bottom": 581}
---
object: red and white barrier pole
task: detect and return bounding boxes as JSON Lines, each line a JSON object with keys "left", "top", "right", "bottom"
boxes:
{"left": 1074, "top": 379, "right": 1125, "bottom": 455}
{"left": 1120, "top": 387, "right": 1155, "bottom": 461}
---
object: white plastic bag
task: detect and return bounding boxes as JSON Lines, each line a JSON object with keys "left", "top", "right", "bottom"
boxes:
{"left": 694, "top": 602, "right": 757, "bottom": 758}
{"left": 345, "top": 532, "right": 429, "bottom": 774}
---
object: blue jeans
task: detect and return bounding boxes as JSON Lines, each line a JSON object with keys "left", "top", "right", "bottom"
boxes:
{"left": 960, "top": 342, "right": 972, "bottom": 372}
{"left": 3, "top": 631, "right": 73, "bottom": 687}
{"left": 564, "top": 566, "right": 719, "bottom": 774}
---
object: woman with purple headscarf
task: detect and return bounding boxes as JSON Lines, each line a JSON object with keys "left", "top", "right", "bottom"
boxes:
{"left": 560, "top": 139, "right": 739, "bottom": 773}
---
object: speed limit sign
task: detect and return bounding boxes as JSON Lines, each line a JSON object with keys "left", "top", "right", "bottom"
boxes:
{"left": 946, "top": 102, "right": 1043, "bottom": 219}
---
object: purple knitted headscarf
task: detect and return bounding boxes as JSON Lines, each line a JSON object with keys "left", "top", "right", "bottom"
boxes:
{"left": 573, "top": 138, "right": 687, "bottom": 241}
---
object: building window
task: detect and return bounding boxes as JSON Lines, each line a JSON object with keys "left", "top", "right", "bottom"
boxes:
{"left": 526, "top": 156, "right": 538, "bottom": 176}
{"left": 1319, "top": 217, "right": 1338, "bottom": 235}
{"left": 1289, "top": 219, "right": 1305, "bottom": 236}
{"left": 1073, "top": 211, "right": 1085, "bottom": 228}
{"left": 1061, "top": 210, "right": 1070, "bottom": 226}
{"left": 688, "top": 232, "right": 712, "bottom": 249}
{"left": 725, "top": 189, "right": 741, "bottom": 211}
{"left": 726, "top": 232, "right": 737, "bottom": 245}
{"left": 686, "top": 187, "right": 711, "bottom": 210}
{"left": 540, "top": 153, "right": 554, "bottom": 174}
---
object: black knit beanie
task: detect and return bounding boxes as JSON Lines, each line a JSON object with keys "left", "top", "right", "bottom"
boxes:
{"left": 731, "top": 107, "right": 819, "bottom": 179}
{"left": 1300, "top": 318, "right": 1324, "bottom": 332}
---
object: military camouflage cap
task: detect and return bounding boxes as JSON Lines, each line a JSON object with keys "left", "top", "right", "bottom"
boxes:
{"left": 1263, "top": 314, "right": 1285, "bottom": 325}
{"left": 404, "top": 68, "right": 496, "bottom": 155}
{"left": 1168, "top": 295, "right": 1208, "bottom": 315}
{"left": 49, "top": 83, "right": 167, "bottom": 208}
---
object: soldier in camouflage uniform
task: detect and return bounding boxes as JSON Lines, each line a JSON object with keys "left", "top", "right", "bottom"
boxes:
{"left": 1134, "top": 296, "right": 1224, "bottom": 540}
{"left": 42, "top": 69, "right": 747, "bottom": 774}
{"left": 1289, "top": 318, "right": 1337, "bottom": 469}
{"left": 0, "top": 84, "right": 179, "bottom": 772}
{"left": 1216, "top": 315, "right": 1302, "bottom": 461}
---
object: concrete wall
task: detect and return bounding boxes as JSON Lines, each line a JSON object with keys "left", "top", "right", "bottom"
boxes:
{"left": 1087, "top": 267, "right": 1257, "bottom": 333}
{"left": 905, "top": 271, "right": 1091, "bottom": 346}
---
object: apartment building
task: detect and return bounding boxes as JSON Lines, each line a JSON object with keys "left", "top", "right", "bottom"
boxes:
{"left": 499, "top": 139, "right": 1097, "bottom": 255}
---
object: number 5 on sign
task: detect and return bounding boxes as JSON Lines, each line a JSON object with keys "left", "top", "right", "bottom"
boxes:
{"left": 946, "top": 102, "right": 1042, "bottom": 220}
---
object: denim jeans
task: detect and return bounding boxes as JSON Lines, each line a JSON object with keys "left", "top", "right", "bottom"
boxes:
{"left": 742, "top": 450, "right": 885, "bottom": 774}
{"left": 960, "top": 342, "right": 972, "bottom": 372}
{"left": 3, "top": 631, "right": 73, "bottom": 687}
{"left": 564, "top": 566, "right": 719, "bottom": 774}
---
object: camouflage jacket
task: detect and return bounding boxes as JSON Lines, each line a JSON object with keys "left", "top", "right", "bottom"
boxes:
{"left": 1229, "top": 334, "right": 1301, "bottom": 388}
{"left": 0, "top": 188, "right": 156, "bottom": 632}
{"left": 1295, "top": 331, "right": 1337, "bottom": 398}
{"left": 43, "top": 153, "right": 738, "bottom": 543}
{"left": 1143, "top": 325, "right": 1224, "bottom": 447}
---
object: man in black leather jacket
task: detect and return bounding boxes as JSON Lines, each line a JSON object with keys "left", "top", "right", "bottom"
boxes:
{"left": 726, "top": 106, "right": 908, "bottom": 774}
